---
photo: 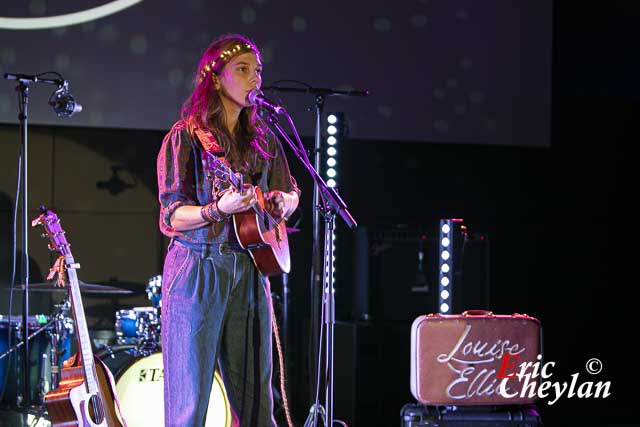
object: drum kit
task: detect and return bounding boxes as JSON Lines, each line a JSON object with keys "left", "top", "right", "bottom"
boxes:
{"left": 102, "top": 275, "right": 231, "bottom": 426}
{"left": 0, "top": 275, "right": 231, "bottom": 426}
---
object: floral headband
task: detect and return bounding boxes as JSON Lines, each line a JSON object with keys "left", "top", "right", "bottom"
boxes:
{"left": 200, "top": 42, "right": 257, "bottom": 80}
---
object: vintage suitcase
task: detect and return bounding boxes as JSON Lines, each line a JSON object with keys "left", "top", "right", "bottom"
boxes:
{"left": 410, "top": 310, "right": 541, "bottom": 406}
{"left": 401, "top": 403, "right": 543, "bottom": 427}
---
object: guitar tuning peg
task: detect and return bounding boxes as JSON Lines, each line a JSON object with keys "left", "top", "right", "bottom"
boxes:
{"left": 41, "top": 233, "right": 48, "bottom": 239}
{"left": 47, "top": 243, "right": 56, "bottom": 252}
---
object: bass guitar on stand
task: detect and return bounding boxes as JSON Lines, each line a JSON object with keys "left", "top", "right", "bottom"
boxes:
{"left": 33, "top": 206, "right": 126, "bottom": 427}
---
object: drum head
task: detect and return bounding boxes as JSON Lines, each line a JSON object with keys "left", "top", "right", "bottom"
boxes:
{"left": 112, "top": 352, "right": 231, "bottom": 427}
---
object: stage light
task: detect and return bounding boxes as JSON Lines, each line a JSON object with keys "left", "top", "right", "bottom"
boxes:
{"left": 323, "top": 112, "right": 347, "bottom": 290}
{"left": 437, "top": 218, "right": 467, "bottom": 314}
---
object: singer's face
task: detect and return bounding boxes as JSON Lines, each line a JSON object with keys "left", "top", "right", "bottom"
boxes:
{"left": 215, "top": 51, "right": 262, "bottom": 110}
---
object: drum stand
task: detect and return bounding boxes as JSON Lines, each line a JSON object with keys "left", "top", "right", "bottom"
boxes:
{"left": 48, "top": 299, "right": 73, "bottom": 391}
{"left": 0, "top": 298, "right": 71, "bottom": 415}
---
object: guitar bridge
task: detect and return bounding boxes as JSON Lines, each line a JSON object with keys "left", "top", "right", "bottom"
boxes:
{"left": 245, "top": 243, "right": 267, "bottom": 250}
{"left": 274, "top": 225, "right": 281, "bottom": 244}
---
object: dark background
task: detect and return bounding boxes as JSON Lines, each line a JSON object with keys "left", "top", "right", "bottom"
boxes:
{"left": 1, "top": 1, "right": 636, "bottom": 426}
{"left": 0, "top": 0, "right": 551, "bottom": 147}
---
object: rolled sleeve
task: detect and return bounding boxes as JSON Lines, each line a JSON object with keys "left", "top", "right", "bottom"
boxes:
{"left": 157, "top": 123, "right": 198, "bottom": 236}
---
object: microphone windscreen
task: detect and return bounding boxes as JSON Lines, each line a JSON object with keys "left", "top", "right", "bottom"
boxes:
{"left": 247, "top": 89, "right": 263, "bottom": 105}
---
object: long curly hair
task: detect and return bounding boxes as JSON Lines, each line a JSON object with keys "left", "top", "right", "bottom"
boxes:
{"left": 181, "top": 33, "right": 271, "bottom": 172}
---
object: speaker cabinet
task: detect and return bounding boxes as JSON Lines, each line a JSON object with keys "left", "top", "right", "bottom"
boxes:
{"left": 353, "top": 226, "right": 437, "bottom": 322}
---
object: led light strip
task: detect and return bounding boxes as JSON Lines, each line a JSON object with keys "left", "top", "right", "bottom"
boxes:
{"left": 0, "top": 0, "right": 143, "bottom": 30}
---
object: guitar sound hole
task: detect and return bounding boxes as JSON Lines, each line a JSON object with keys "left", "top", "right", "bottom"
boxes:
{"left": 89, "top": 394, "right": 106, "bottom": 424}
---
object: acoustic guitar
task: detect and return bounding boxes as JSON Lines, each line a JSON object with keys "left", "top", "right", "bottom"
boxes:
{"left": 33, "top": 207, "right": 125, "bottom": 427}
{"left": 205, "top": 152, "right": 290, "bottom": 276}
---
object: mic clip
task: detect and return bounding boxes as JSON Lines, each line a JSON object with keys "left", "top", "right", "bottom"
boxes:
{"left": 48, "top": 80, "right": 82, "bottom": 118}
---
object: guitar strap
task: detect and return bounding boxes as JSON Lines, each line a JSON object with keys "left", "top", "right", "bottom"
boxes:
{"left": 193, "top": 126, "right": 234, "bottom": 198}
{"left": 194, "top": 127, "right": 223, "bottom": 153}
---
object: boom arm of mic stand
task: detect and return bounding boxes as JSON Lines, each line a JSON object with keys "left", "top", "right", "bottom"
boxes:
{"left": 262, "top": 85, "right": 370, "bottom": 98}
{"left": 4, "top": 72, "right": 64, "bottom": 87}
{"left": 264, "top": 111, "right": 358, "bottom": 230}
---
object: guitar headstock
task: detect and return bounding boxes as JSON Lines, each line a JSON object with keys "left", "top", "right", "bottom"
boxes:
{"left": 32, "top": 206, "right": 71, "bottom": 257}
{"left": 204, "top": 151, "right": 242, "bottom": 191}
{"left": 207, "top": 154, "right": 230, "bottom": 180}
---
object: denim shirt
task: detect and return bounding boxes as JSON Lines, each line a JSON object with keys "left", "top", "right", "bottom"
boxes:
{"left": 157, "top": 120, "right": 299, "bottom": 245}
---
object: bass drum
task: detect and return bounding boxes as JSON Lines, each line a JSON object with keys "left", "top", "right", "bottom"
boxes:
{"left": 97, "top": 346, "right": 231, "bottom": 427}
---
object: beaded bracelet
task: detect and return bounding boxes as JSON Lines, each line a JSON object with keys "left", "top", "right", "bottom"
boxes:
{"left": 213, "top": 200, "right": 231, "bottom": 219}
{"left": 200, "top": 204, "right": 215, "bottom": 223}
{"left": 200, "top": 201, "right": 230, "bottom": 223}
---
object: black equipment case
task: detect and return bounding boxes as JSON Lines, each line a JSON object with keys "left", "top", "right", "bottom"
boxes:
{"left": 401, "top": 403, "right": 543, "bottom": 427}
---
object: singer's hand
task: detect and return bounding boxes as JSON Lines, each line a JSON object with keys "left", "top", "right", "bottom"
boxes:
{"left": 265, "top": 190, "right": 286, "bottom": 220}
{"left": 217, "top": 184, "right": 257, "bottom": 215}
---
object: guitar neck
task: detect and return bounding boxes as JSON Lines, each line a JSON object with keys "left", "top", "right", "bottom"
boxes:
{"left": 65, "top": 254, "right": 99, "bottom": 394}
{"left": 206, "top": 153, "right": 276, "bottom": 224}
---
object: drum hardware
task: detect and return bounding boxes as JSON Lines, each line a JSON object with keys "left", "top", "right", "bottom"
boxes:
{"left": 90, "top": 329, "right": 118, "bottom": 350}
{"left": 0, "top": 299, "right": 74, "bottom": 409}
{"left": 114, "top": 307, "right": 161, "bottom": 354}
{"left": 49, "top": 299, "right": 74, "bottom": 390}
{"left": 111, "top": 275, "right": 164, "bottom": 354}
{"left": 0, "top": 315, "right": 52, "bottom": 363}
{"left": 14, "top": 280, "right": 134, "bottom": 294}
{"left": 146, "top": 275, "right": 162, "bottom": 309}
{"left": 1, "top": 314, "right": 54, "bottom": 407}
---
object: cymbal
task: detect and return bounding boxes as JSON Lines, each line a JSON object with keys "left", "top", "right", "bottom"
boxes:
{"left": 97, "top": 279, "right": 146, "bottom": 294}
{"left": 11, "top": 280, "right": 134, "bottom": 294}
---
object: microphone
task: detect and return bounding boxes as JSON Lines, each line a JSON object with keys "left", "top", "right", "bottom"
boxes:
{"left": 48, "top": 80, "right": 82, "bottom": 118}
{"left": 247, "top": 89, "right": 286, "bottom": 114}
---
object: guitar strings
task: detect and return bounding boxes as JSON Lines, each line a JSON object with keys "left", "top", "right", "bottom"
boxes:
{"left": 206, "top": 151, "right": 282, "bottom": 229}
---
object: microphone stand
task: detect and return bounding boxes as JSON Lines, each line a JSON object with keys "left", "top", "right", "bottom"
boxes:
{"left": 3, "top": 72, "right": 66, "bottom": 424}
{"left": 263, "top": 85, "right": 368, "bottom": 409}
{"left": 262, "top": 103, "right": 358, "bottom": 427}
